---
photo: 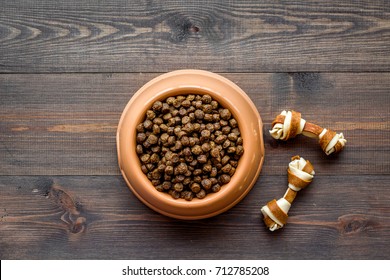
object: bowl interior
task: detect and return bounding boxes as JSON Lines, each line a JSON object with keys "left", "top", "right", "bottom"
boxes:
{"left": 117, "top": 70, "right": 264, "bottom": 219}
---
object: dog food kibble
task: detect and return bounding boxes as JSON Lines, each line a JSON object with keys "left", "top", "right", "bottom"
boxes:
{"left": 135, "top": 94, "right": 244, "bottom": 200}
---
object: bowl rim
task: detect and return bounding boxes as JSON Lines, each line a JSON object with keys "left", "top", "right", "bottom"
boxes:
{"left": 117, "top": 69, "right": 264, "bottom": 219}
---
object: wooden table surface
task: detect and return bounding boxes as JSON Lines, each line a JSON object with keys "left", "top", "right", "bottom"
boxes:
{"left": 1, "top": 0, "right": 389, "bottom": 260}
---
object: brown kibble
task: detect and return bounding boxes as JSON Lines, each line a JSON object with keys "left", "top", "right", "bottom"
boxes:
{"left": 183, "top": 177, "right": 192, "bottom": 185}
{"left": 210, "top": 167, "right": 218, "bottom": 177}
{"left": 213, "top": 122, "right": 221, "bottom": 131}
{"left": 162, "top": 181, "right": 172, "bottom": 190}
{"left": 201, "top": 142, "right": 211, "bottom": 152}
{"left": 229, "top": 118, "right": 238, "bottom": 128}
{"left": 140, "top": 154, "right": 150, "bottom": 163}
{"left": 171, "top": 153, "right": 180, "bottom": 163}
{"left": 204, "top": 113, "right": 213, "bottom": 122}
{"left": 237, "top": 137, "right": 243, "bottom": 145}
{"left": 236, "top": 145, "right": 244, "bottom": 156}
{"left": 170, "top": 190, "right": 180, "bottom": 199}
{"left": 176, "top": 162, "right": 188, "bottom": 174}
{"left": 197, "top": 154, "right": 208, "bottom": 164}
{"left": 195, "top": 100, "right": 203, "bottom": 109}
{"left": 153, "top": 117, "right": 163, "bottom": 125}
{"left": 201, "top": 178, "right": 212, "bottom": 190}
{"left": 181, "top": 136, "right": 190, "bottom": 146}
{"left": 160, "top": 123, "right": 169, "bottom": 132}
{"left": 182, "top": 123, "right": 194, "bottom": 133}
{"left": 182, "top": 147, "right": 192, "bottom": 156}
{"left": 202, "top": 164, "right": 212, "bottom": 173}
{"left": 182, "top": 116, "right": 190, "bottom": 124}
{"left": 190, "top": 183, "right": 201, "bottom": 193}
{"left": 152, "top": 124, "right": 160, "bottom": 134}
{"left": 167, "top": 118, "right": 176, "bottom": 127}
{"left": 136, "top": 133, "right": 146, "bottom": 143}
{"left": 173, "top": 140, "right": 183, "bottom": 151}
{"left": 152, "top": 101, "right": 163, "bottom": 112}
{"left": 166, "top": 96, "right": 175, "bottom": 105}
{"left": 165, "top": 165, "right": 174, "bottom": 175}
{"left": 171, "top": 109, "right": 179, "bottom": 117}
{"left": 173, "top": 183, "right": 184, "bottom": 192}
{"left": 229, "top": 160, "right": 238, "bottom": 168}
{"left": 143, "top": 119, "right": 153, "bottom": 130}
{"left": 221, "top": 155, "right": 230, "bottom": 166}
{"left": 146, "top": 163, "right": 155, "bottom": 171}
{"left": 210, "top": 100, "right": 218, "bottom": 110}
{"left": 203, "top": 104, "right": 213, "bottom": 114}
{"left": 146, "top": 110, "right": 156, "bottom": 120}
{"left": 161, "top": 102, "right": 170, "bottom": 113}
{"left": 167, "top": 136, "right": 176, "bottom": 146}
{"left": 183, "top": 191, "right": 194, "bottom": 201}
{"left": 155, "top": 185, "right": 164, "bottom": 192}
{"left": 181, "top": 99, "right": 191, "bottom": 108}
{"left": 193, "top": 176, "right": 202, "bottom": 183}
{"left": 221, "top": 164, "right": 232, "bottom": 173}
{"left": 201, "top": 94, "right": 212, "bottom": 104}
{"left": 229, "top": 167, "right": 236, "bottom": 177}
{"left": 228, "top": 133, "right": 238, "bottom": 142}
{"left": 215, "top": 135, "right": 227, "bottom": 144}
{"left": 178, "top": 107, "right": 187, "bottom": 116}
{"left": 136, "top": 144, "right": 143, "bottom": 155}
{"left": 147, "top": 134, "right": 158, "bottom": 145}
{"left": 219, "top": 174, "right": 231, "bottom": 184}
{"left": 195, "top": 109, "right": 205, "bottom": 120}
{"left": 223, "top": 139, "right": 231, "bottom": 149}
{"left": 220, "top": 109, "right": 231, "bottom": 120}
{"left": 163, "top": 112, "right": 172, "bottom": 121}
{"left": 196, "top": 189, "right": 206, "bottom": 199}
{"left": 187, "top": 95, "right": 195, "bottom": 101}
{"left": 160, "top": 133, "right": 169, "bottom": 143}
{"left": 150, "top": 153, "right": 160, "bottom": 163}
{"left": 193, "top": 169, "right": 202, "bottom": 176}
{"left": 191, "top": 145, "right": 202, "bottom": 155}
{"left": 222, "top": 126, "right": 231, "bottom": 134}
{"left": 227, "top": 146, "right": 236, "bottom": 154}
{"left": 219, "top": 119, "right": 228, "bottom": 126}
{"left": 200, "top": 129, "right": 211, "bottom": 139}
{"left": 231, "top": 127, "right": 241, "bottom": 136}
{"left": 141, "top": 165, "right": 148, "bottom": 174}
{"left": 157, "top": 164, "right": 166, "bottom": 173}
{"left": 210, "top": 147, "right": 220, "bottom": 158}
{"left": 151, "top": 169, "right": 161, "bottom": 180}
{"left": 173, "top": 175, "right": 185, "bottom": 183}
{"left": 212, "top": 184, "right": 221, "bottom": 193}
{"left": 136, "top": 123, "right": 145, "bottom": 132}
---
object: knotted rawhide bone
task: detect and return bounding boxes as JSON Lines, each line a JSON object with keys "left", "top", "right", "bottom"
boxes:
{"left": 261, "top": 156, "right": 315, "bottom": 231}
{"left": 269, "top": 110, "right": 347, "bottom": 155}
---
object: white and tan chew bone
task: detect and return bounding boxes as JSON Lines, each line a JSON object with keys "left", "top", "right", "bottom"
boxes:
{"left": 261, "top": 156, "right": 315, "bottom": 231}
{"left": 269, "top": 110, "right": 346, "bottom": 155}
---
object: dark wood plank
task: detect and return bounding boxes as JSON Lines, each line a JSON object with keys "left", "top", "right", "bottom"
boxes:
{"left": 0, "top": 175, "right": 388, "bottom": 259}
{"left": 1, "top": 73, "right": 389, "bottom": 176}
{"left": 0, "top": 0, "right": 389, "bottom": 73}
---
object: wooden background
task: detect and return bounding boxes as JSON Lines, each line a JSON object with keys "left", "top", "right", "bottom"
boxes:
{"left": 0, "top": 0, "right": 389, "bottom": 259}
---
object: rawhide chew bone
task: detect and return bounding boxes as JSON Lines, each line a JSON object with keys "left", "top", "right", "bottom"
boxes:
{"left": 261, "top": 156, "right": 315, "bottom": 231}
{"left": 269, "top": 110, "right": 347, "bottom": 155}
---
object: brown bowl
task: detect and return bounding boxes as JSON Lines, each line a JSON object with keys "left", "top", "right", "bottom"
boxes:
{"left": 117, "top": 70, "right": 264, "bottom": 220}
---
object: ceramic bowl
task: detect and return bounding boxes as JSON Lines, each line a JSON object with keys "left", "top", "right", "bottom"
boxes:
{"left": 117, "top": 70, "right": 264, "bottom": 220}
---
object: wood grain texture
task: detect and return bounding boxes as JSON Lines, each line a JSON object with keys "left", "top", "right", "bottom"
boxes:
{"left": 1, "top": 72, "right": 389, "bottom": 176}
{"left": 0, "top": 175, "right": 388, "bottom": 259}
{"left": 1, "top": 0, "right": 389, "bottom": 73}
